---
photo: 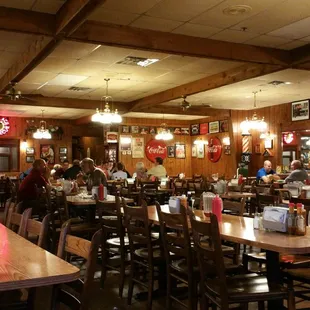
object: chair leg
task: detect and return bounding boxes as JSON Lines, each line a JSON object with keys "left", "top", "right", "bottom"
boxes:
{"left": 166, "top": 267, "right": 172, "bottom": 310}
{"left": 127, "top": 261, "right": 135, "bottom": 305}
{"left": 242, "top": 253, "right": 249, "bottom": 272}
{"left": 287, "top": 288, "right": 296, "bottom": 310}
{"left": 147, "top": 268, "right": 154, "bottom": 310}
{"left": 119, "top": 255, "right": 126, "bottom": 298}
{"left": 258, "top": 301, "right": 264, "bottom": 310}
{"left": 100, "top": 247, "right": 108, "bottom": 289}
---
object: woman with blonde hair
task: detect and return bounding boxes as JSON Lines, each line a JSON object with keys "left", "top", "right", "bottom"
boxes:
{"left": 132, "top": 162, "right": 148, "bottom": 180}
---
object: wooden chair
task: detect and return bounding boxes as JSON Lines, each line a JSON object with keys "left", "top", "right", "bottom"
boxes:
{"left": 97, "top": 195, "right": 129, "bottom": 297}
{"left": 6, "top": 205, "right": 31, "bottom": 233}
{"left": 56, "top": 221, "right": 102, "bottom": 310}
{"left": 173, "top": 179, "right": 188, "bottom": 195}
{"left": 156, "top": 203, "right": 198, "bottom": 310}
{"left": 2, "top": 198, "right": 14, "bottom": 226}
{"left": 222, "top": 197, "right": 246, "bottom": 216}
{"left": 227, "top": 182, "right": 245, "bottom": 193}
{"left": 257, "top": 193, "right": 279, "bottom": 212}
{"left": 123, "top": 201, "right": 164, "bottom": 309}
{"left": 189, "top": 212, "right": 295, "bottom": 310}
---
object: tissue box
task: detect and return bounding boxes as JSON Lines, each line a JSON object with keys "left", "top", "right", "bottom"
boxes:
{"left": 169, "top": 197, "right": 181, "bottom": 213}
{"left": 262, "top": 206, "right": 288, "bottom": 233}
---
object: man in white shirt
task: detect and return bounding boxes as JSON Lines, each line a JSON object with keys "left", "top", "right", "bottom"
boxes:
{"left": 147, "top": 157, "right": 167, "bottom": 179}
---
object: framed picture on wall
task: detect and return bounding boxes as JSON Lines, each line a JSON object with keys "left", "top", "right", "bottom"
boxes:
{"left": 264, "top": 139, "right": 273, "bottom": 149}
{"left": 131, "top": 126, "right": 139, "bottom": 134}
{"left": 59, "top": 156, "right": 67, "bottom": 163}
{"left": 254, "top": 144, "right": 261, "bottom": 154}
{"left": 26, "top": 147, "right": 34, "bottom": 155}
{"left": 292, "top": 100, "right": 309, "bottom": 121}
{"left": 199, "top": 123, "right": 208, "bottom": 135}
{"left": 149, "top": 127, "right": 156, "bottom": 134}
{"left": 122, "top": 126, "right": 130, "bottom": 133}
{"left": 209, "top": 121, "right": 220, "bottom": 134}
{"left": 192, "top": 145, "right": 197, "bottom": 157}
{"left": 224, "top": 145, "right": 231, "bottom": 155}
{"left": 26, "top": 156, "right": 35, "bottom": 163}
{"left": 140, "top": 127, "right": 149, "bottom": 134}
{"left": 167, "top": 146, "right": 175, "bottom": 158}
{"left": 181, "top": 127, "right": 190, "bottom": 135}
{"left": 40, "top": 144, "right": 55, "bottom": 164}
{"left": 197, "top": 144, "right": 205, "bottom": 158}
{"left": 174, "top": 127, "right": 182, "bottom": 135}
{"left": 175, "top": 144, "right": 186, "bottom": 159}
{"left": 220, "top": 120, "right": 229, "bottom": 132}
{"left": 59, "top": 147, "right": 67, "bottom": 154}
{"left": 190, "top": 124, "right": 200, "bottom": 135}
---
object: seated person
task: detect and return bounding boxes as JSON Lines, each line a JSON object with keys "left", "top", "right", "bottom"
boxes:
{"left": 112, "top": 162, "right": 128, "bottom": 180}
{"left": 147, "top": 157, "right": 167, "bottom": 180}
{"left": 285, "top": 160, "right": 309, "bottom": 183}
{"left": 77, "top": 158, "right": 107, "bottom": 189}
{"left": 18, "top": 159, "right": 50, "bottom": 204}
{"left": 256, "top": 160, "right": 280, "bottom": 183}
{"left": 132, "top": 162, "right": 148, "bottom": 180}
{"left": 63, "top": 159, "right": 81, "bottom": 180}
{"left": 51, "top": 164, "right": 64, "bottom": 179}
{"left": 122, "top": 164, "right": 132, "bottom": 178}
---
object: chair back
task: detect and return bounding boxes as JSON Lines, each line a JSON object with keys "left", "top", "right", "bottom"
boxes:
{"left": 3, "top": 198, "right": 14, "bottom": 226}
{"left": 123, "top": 200, "right": 154, "bottom": 263}
{"left": 227, "top": 183, "right": 245, "bottom": 193}
{"left": 110, "top": 180, "right": 125, "bottom": 195}
{"left": 156, "top": 203, "right": 192, "bottom": 265}
{"left": 222, "top": 197, "right": 246, "bottom": 216}
{"left": 257, "top": 193, "right": 279, "bottom": 211}
{"left": 57, "top": 221, "right": 102, "bottom": 310}
{"left": 189, "top": 211, "right": 228, "bottom": 302}
{"left": 6, "top": 206, "right": 32, "bottom": 234}
{"left": 173, "top": 179, "right": 188, "bottom": 195}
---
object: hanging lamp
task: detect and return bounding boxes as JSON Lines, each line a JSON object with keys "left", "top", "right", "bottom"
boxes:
{"left": 33, "top": 110, "right": 51, "bottom": 139}
{"left": 155, "top": 114, "right": 173, "bottom": 141}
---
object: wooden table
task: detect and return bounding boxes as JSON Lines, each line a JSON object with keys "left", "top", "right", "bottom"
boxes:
{"left": 148, "top": 206, "right": 310, "bottom": 309}
{"left": 0, "top": 224, "right": 79, "bottom": 308}
{"left": 66, "top": 195, "right": 134, "bottom": 206}
{"left": 220, "top": 192, "right": 256, "bottom": 199}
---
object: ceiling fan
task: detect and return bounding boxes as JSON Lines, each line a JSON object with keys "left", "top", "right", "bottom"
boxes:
{"left": 180, "top": 95, "right": 212, "bottom": 111}
{"left": 0, "top": 82, "right": 36, "bottom": 102}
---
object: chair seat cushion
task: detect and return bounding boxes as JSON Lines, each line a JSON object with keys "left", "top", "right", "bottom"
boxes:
{"left": 106, "top": 236, "right": 130, "bottom": 247}
{"left": 206, "top": 274, "right": 287, "bottom": 301}
{"left": 285, "top": 268, "right": 310, "bottom": 281}
{"left": 171, "top": 259, "right": 199, "bottom": 275}
{"left": 134, "top": 246, "right": 164, "bottom": 262}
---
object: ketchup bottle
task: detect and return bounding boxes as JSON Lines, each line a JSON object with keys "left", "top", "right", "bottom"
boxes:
{"left": 98, "top": 184, "right": 104, "bottom": 200}
{"left": 212, "top": 195, "right": 223, "bottom": 222}
{"left": 238, "top": 174, "right": 243, "bottom": 185}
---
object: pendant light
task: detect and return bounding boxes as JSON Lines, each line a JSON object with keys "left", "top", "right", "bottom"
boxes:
{"left": 240, "top": 90, "right": 267, "bottom": 135}
{"left": 33, "top": 110, "right": 51, "bottom": 139}
{"left": 155, "top": 114, "right": 173, "bottom": 141}
{"left": 91, "top": 78, "right": 122, "bottom": 124}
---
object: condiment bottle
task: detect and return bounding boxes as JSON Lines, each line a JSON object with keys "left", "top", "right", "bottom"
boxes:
{"left": 98, "top": 184, "right": 104, "bottom": 200}
{"left": 212, "top": 195, "right": 223, "bottom": 222}
{"left": 296, "top": 205, "right": 306, "bottom": 236}
{"left": 181, "top": 195, "right": 188, "bottom": 208}
{"left": 238, "top": 174, "right": 243, "bottom": 185}
{"left": 287, "top": 203, "right": 296, "bottom": 235}
{"left": 253, "top": 207, "right": 259, "bottom": 230}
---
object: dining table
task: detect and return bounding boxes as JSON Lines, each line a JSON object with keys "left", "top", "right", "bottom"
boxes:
{"left": 66, "top": 194, "right": 134, "bottom": 206}
{"left": 0, "top": 224, "right": 80, "bottom": 308}
{"left": 147, "top": 205, "right": 310, "bottom": 309}
{"left": 220, "top": 192, "right": 256, "bottom": 199}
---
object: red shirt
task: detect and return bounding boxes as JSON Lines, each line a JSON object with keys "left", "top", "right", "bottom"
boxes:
{"left": 18, "top": 169, "right": 48, "bottom": 201}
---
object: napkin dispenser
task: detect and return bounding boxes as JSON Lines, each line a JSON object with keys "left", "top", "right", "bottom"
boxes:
{"left": 169, "top": 197, "right": 181, "bottom": 213}
{"left": 262, "top": 206, "right": 289, "bottom": 233}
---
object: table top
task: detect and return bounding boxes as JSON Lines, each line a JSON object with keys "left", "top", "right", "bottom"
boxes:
{"left": 0, "top": 224, "right": 80, "bottom": 291}
{"left": 147, "top": 205, "right": 310, "bottom": 254}
{"left": 220, "top": 192, "right": 256, "bottom": 199}
{"left": 66, "top": 195, "right": 134, "bottom": 206}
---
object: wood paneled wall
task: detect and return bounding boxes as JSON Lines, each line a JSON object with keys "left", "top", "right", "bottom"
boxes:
{"left": 119, "top": 117, "right": 192, "bottom": 177}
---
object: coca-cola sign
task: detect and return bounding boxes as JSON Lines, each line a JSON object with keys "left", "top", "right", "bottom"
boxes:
{"left": 207, "top": 137, "right": 222, "bottom": 163}
{"left": 145, "top": 139, "right": 167, "bottom": 163}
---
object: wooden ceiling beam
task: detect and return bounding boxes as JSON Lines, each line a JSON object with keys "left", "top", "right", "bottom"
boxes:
{"left": 69, "top": 21, "right": 291, "bottom": 66}
{"left": 0, "top": 7, "right": 54, "bottom": 36}
{"left": 0, "top": 0, "right": 107, "bottom": 93}
{"left": 130, "top": 63, "right": 284, "bottom": 112}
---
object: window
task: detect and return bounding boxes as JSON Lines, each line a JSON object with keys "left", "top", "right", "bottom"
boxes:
{"left": 0, "top": 140, "right": 19, "bottom": 172}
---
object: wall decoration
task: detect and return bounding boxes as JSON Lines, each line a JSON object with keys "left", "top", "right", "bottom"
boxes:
{"left": 175, "top": 144, "right": 186, "bottom": 159}
{"left": 181, "top": 127, "right": 190, "bottom": 135}
{"left": 264, "top": 139, "right": 273, "bottom": 149}
{"left": 224, "top": 145, "right": 231, "bottom": 155}
{"left": 292, "top": 100, "right": 309, "bottom": 121}
{"left": 120, "top": 135, "right": 132, "bottom": 152}
{"left": 209, "top": 121, "right": 220, "bottom": 134}
{"left": 26, "top": 147, "right": 35, "bottom": 155}
{"left": 149, "top": 127, "right": 156, "bottom": 134}
{"left": 263, "top": 149, "right": 274, "bottom": 157}
{"left": 192, "top": 145, "right": 197, "bottom": 157}
{"left": 254, "top": 144, "right": 261, "bottom": 154}
{"left": 197, "top": 144, "right": 204, "bottom": 159}
{"left": 59, "top": 156, "right": 67, "bottom": 163}
{"left": 283, "top": 132, "right": 295, "bottom": 144}
{"left": 241, "top": 153, "right": 251, "bottom": 163}
{"left": 132, "top": 137, "right": 145, "bottom": 158}
{"left": 145, "top": 139, "right": 167, "bottom": 162}
{"left": 174, "top": 127, "right": 182, "bottom": 135}
{"left": 0, "top": 117, "right": 10, "bottom": 135}
{"left": 207, "top": 137, "right": 222, "bottom": 163}
{"left": 26, "top": 156, "right": 35, "bottom": 163}
{"left": 107, "top": 132, "right": 118, "bottom": 143}
{"left": 59, "top": 147, "right": 67, "bottom": 154}
{"left": 220, "top": 120, "right": 228, "bottom": 132}
{"left": 191, "top": 124, "right": 200, "bottom": 135}
{"left": 242, "top": 135, "right": 252, "bottom": 154}
{"left": 140, "top": 127, "right": 149, "bottom": 134}
{"left": 40, "top": 144, "right": 55, "bottom": 164}
{"left": 131, "top": 126, "right": 139, "bottom": 134}
{"left": 167, "top": 146, "right": 175, "bottom": 158}
{"left": 122, "top": 126, "right": 130, "bottom": 133}
{"left": 199, "top": 123, "right": 208, "bottom": 135}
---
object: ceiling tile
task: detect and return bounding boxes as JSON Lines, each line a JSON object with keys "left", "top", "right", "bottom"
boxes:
{"left": 31, "top": 0, "right": 63, "bottom": 13}
{"left": 89, "top": 8, "right": 139, "bottom": 25}
{"left": 21, "top": 71, "right": 58, "bottom": 84}
{"left": 210, "top": 29, "right": 258, "bottom": 43}
{"left": 146, "top": 0, "right": 222, "bottom": 22}
{"left": 154, "top": 71, "right": 207, "bottom": 84}
{"left": 15, "top": 82, "right": 40, "bottom": 93}
{"left": 0, "top": 0, "right": 34, "bottom": 10}
{"left": 51, "top": 41, "right": 100, "bottom": 60}
{"left": 150, "top": 55, "right": 196, "bottom": 70}
{"left": 172, "top": 23, "right": 222, "bottom": 38}
{"left": 129, "top": 81, "right": 177, "bottom": 92}
{"left": 231, "top": 0, "right": 310, "bottom": 34}
{"left": 61, "top": 60, "right": 112, "bottom": 76}
{"left": 130, "top": 16, "right": 183, "bottom": 32}
{"left": 83, "top": 45, "right": 130, "bottom": 63}
{"left": 0, "top": 51, "right": 21, "bottom": 69}
{"left": 277, "top": 40, "right": 307, "bottom": 50}
{"left": 33, "top": 85, "right": 69, "bottom": 96}
{"left": 99, "top": 0, "right": 161, "bottom": 14}
{"left": 35, "top": 57, "right": 77, "bottom": 73}
{"left": 245, "top": 35, "right": 292, "bottom": 48}
{"left": 56, "top": 89, "right": 93, "bottom": 99}
{"left": 192, "top": 0, "right": 284, "bottom": 29}
{"left": 47, "top": 74, "right": 89, "bottom": 86}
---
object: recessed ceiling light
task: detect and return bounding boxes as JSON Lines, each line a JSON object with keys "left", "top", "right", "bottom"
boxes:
{"left": 284, "top": 81, "right": 292, "bottom": 85}
{"left": 223, "top": 5, "right": 252, "bottom": 16}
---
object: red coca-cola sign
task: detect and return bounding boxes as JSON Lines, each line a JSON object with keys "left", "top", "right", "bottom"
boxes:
{"left": 207, "top": 137, "right": 222, "bottom": 163}
{"left": 145, "top": 139, "right": 167, "bottom": 163}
